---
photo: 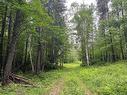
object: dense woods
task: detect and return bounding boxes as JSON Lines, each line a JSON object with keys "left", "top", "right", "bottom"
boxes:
{"left": 0, "top": 0, "right": 127, "bottom": 94}
{"left": 71, "top": 0, "right": 127, "bottom": 66}
{"left": 0, "top": 0, "right": 69, "bottom": 85}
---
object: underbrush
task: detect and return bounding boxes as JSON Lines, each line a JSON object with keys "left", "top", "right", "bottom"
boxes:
{"left": 0, "top": 69, "right": 66, "bottom": 95}
{"left": 78, "top": 61, "right": 127, "bottom": 95}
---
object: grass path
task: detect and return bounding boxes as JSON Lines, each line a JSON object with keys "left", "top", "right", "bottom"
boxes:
{"left": 77, "top": 78, "right": 95, "bottom": 95}
{"left": 60, "top": 64, "right": 96, "bottom": 95}
{"left": 46, "top": 78, "right": 65, "bottom": 95}
{"left": 46, "top": 64, "right": 96, "bottom": 95}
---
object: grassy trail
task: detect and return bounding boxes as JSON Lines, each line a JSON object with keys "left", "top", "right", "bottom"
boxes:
{"left": 60, "top": 64, "right": 96, "bottom": 95}
{"left": 1, "top": 62, "right": 127, "bottom": 95}
{"left": 46, "top": 64, "right": 95, "bottom": 95}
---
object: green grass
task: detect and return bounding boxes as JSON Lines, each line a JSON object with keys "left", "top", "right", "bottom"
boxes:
{"left": 78, "top": 61, "right": 127, "bottom": 95}
{"left": 0, "top": 69, "right": 67, "bottom": 95}
{"left": 61, "top": 64, "right": 84, "bottom": 95}
{"left": 0, "top": 61, "right": 127, "bottom": 95}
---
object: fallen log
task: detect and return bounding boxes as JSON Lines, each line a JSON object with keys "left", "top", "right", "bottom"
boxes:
{"left": 8, "top": 73, "right": 37, "bottom": 87}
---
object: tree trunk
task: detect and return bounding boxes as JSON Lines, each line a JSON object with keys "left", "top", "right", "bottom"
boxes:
{"left": 28, "top": 35, "right": 35, "bottom": 73}
{"left": 2, "top": 11, "right": 13, "bottom": 80}
{"left": 85, "top": 45, "right": 90, "bottom": 66}
{"left": 109, "top": 32, "right": 116, "bottom": 62}
{"left": 22, "top": 37, "right": 29, "bottom": 72}
{"left": 119, "top": 36, "right": 124, "bottom": 60}
{"left": 5, "top": 11, "right": 13, "bottom": 66}
{"left": 117, "top": 6, "right": 124, "bottom": 60}
{"left": 0, "top": 5, "right": 7, "bottom": 78}
{"left": 35, "top": 43, "right": 41, "bottom": 74}
{"left": 2, "top": 9, "right": 24, "bottom": 85}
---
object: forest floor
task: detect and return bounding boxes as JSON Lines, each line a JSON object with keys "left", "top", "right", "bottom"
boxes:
{"left": 0, "top": 61, "right": 127, "bottom": 95}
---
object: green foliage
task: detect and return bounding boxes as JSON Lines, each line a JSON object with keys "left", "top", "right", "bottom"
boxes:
{"left": 1, "top": 62, "right": 127, "bottom": 95}
{"left": 92, "top": 0, "right": 127, "bottom": 63}
{"left": 0, "top": 68, "right": 66, "bottom": 95}
{"left": 1, "top": 0, "right": 127, "bottom": 94}
{"left": 72, "top": 4, "right": 94, "bottom": 65}
{"left": 62, "top": 80, "right": 84, "bottom": 95}
{"left": 79, "top": 61, "right": 127, "bottom": 95}
{"left": 0, "top": 0, "right": 69, "bottom": 73}
{"left": 64, "top": 48, "right": 80, "bottom": 63}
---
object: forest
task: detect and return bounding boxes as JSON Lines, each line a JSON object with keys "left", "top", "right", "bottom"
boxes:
{"left": 0, "top": 0, "right": 127, "bottom": 95}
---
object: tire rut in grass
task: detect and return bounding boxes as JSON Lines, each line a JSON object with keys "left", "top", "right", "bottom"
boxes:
{"left": 44, "top": 78, "right": 65, "bottom": 95}
{"left": 61, "top": 72, "right": 85, "bottom": 95}
{"left": 77, "top": 79, "right": 96, "bottom": 95}
{"left": 61, "top": 70, "right": 96, "bottom": 95}
{"left": 44, "top": 65, "right": 97, "bottom": 95}
{"left": 61, "top": 78, "right": 84, "bottom": 95}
